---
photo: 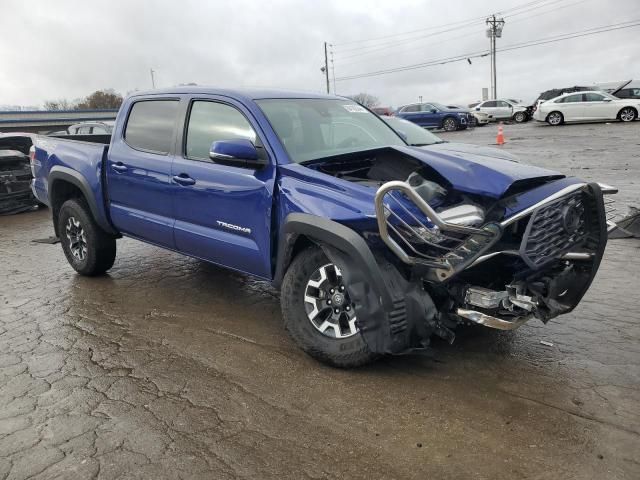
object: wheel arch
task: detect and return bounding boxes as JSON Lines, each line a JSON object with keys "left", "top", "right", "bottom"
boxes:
{"left": 48, "top": 167, "right": 117, "bottom": 237}
{"left": 272, "top": 213, "right": 393, "bottom": 309}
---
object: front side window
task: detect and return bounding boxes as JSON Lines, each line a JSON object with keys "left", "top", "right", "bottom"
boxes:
{"left": 257, "top": 99, "right": 405, "bottom": 164}
{"left": 483, "top": 101, "right": 497, "bottom": 108}
{"left": 185, "top": 101, "right": 257, "bottom": 160}
{"left": 421, "top": 104, "right": 436, "bottom": 112}
{"left": 125, "top": 100, "right": 179, "bottom": 154}
{"left": 497, "top": 101, "right": 511, "bottom": 107}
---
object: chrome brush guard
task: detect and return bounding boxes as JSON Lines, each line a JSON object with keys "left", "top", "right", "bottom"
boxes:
{"left": 374, "top": 181, "right": 501, "bottom": 282}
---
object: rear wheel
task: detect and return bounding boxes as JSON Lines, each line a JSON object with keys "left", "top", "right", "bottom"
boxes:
{"left": 618, "top": 107, "right": 637, "bottom": 122}
{"left": 58, "top": 198, "right": 116, "bottom": 276}
{"left": 546, "top": 111, "right": 563, "bottom": 126}
{"left": 280, "top": 247, "right": 377, "bottom": 368}
{"left": 442, "top": 117, "right": 458, "bottom": 132}
{"left": 513, "top": 111, "right": 526, "bottom": 123}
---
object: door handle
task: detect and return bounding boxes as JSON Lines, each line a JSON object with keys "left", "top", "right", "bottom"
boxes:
{"left": 172, "top": 174, "right": 196, "bottom": 186}
{"left": 112, "top": 162, "right": 127, "bottom": 172}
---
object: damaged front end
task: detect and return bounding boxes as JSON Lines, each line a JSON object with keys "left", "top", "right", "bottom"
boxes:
{"left": 295, "top": 147, "right": 611, "bottom": 356}
{"left": 375, "top": 179, "right": 608, "bottom": 337}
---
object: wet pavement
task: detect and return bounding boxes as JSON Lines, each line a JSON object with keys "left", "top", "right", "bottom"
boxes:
{"left": 1, "top": 122, "right": 639, "bottom": 479}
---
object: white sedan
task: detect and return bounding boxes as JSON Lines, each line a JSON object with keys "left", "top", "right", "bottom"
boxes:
{"left": 473, "top": 99, "right": 528, "bottom": 123}
{"left": 533, "top": 90, "right": 640, "bottom": 125}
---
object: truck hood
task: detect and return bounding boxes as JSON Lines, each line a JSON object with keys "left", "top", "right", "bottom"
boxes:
{"left": 420, "top": 142, "right": 520, "bottom": 163}
{"left": 396, "top": 145, "right": 563, "bottom": 198}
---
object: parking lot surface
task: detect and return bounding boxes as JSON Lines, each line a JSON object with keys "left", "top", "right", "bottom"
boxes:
{"left": 1, "top": 122, "right": 639, "bottom": 479}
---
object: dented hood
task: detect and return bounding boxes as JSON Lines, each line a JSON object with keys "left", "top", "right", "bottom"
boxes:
{"left": 396, "top": 145, "right": 563, "bottom": 198}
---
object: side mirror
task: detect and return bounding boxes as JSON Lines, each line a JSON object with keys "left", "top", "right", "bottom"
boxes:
{"left": 475, "top": 107, "right": 480, "bottom": 111}
{"left": 430, "top": 109, "right": 438, "bottom": 113}
{"left": 603, "top": 98, "right": 612, "bottom": 102}
{"left": 209, "top": 139, "right": 267, "bottom": 169}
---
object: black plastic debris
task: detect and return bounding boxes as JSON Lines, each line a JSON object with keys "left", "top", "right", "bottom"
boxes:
{"left": 609, "top": 207, "right": 640, "bottom": 239}
{"left": 0, "top": 149, "right": 39, "bottom": 215}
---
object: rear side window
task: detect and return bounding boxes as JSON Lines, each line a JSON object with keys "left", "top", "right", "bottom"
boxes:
{"left": 185, "top": 101, "right": 256, "bottom": 160}
{"left": 401, "top": 105, "right": 420, "bottom": 113}
{"left": 125, "top": 100, "right": 179, "bottom": 154}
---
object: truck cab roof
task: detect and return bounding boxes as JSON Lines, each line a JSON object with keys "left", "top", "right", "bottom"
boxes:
{"left": 129, "top": 87, "right": 343, "bottom": 102}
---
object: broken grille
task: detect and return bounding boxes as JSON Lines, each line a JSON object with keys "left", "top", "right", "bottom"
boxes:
{"left": 520, "top": 190, "right": 587, "bottom": 269}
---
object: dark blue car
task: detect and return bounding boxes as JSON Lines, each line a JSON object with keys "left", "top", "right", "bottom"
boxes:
{"left": 30, "top": 87, "right": 612, "bottom": 368}
{"left": 396, "top": 102, "right": 473, "bottom": 131}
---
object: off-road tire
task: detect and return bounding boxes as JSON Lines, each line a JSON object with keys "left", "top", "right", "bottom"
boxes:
{"left": 618, "top": 107, "right": 637, "bottom": 122}
{"left": 280, "top": 247, "right": 377, "bottom": 368}
{"left": 58, "top": 198, "right": 116, "bottom": 276}
{"left": 546, "top": 111, "right": 563, "bottom": 126}
{"left": 513, "top": 111, "right": 526, "bottom": 123}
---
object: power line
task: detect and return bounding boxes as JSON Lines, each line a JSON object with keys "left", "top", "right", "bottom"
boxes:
{"left": 335, "top": 19, "right": 640, "bottom": 82}
{"left": 334, "top": 0, "right": 587, "bottom": 69}
{"left": 331, "top": 0, "right": 562, "bottom": 50}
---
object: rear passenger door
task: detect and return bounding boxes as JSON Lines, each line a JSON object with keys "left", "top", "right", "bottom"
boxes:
{"left": 171, "top": 97, "right": 276, "bottom": 278}
{"left": 106, "top": 98, "right": 180, "bottom": 248}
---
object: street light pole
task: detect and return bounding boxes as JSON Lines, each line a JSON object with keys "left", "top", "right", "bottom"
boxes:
{"left": 323, "top": 42, "right": 330, "bottom": 94}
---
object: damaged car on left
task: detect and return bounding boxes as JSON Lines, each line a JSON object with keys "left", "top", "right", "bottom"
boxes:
{"left": 0, "top": 134, "right": 40, "bottom": 214}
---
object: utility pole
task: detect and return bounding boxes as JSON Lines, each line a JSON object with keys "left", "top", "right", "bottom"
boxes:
{"left": 486, "top": 15, "right": 505, "bottom": 99}
{"left": 418, "top": 95, "right": 423, "bottom": 103}
{"left": 323, "top": 42, "right": 330, "bottom": 94}
{"left": 330, "top": 45, "right": 336, "bottom": 95}
{"left": 150, "top": 69, "right": 156, "bottom": 89}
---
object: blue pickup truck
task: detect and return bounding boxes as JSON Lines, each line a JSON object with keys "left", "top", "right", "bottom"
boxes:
{"left": 30, "top": 87, "right": 613, "bottom": 367}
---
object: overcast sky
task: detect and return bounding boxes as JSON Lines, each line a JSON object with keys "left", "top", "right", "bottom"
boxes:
{"left": 2, "top": 0, "right": 639, "bottom": 108}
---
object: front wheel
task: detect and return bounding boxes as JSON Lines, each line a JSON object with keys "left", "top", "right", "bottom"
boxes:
{"left": 442, "top": 117, "right": 458, "bottom": 132}
{"left": 280, "top": 247, "right": 377, "bottom": 368}
{"left": 58, "top": 198, "right": 116, "bottom": 276}
{"left": 618, "top": 107, "right": 637, "bottom": 122}
{"left": 513, "top": 111, "right": 526, "bottom": 123}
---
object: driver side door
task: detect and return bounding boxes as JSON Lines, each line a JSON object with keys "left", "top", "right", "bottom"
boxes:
{"left": 171, "top": 98, "right": 276, "bottom": 278}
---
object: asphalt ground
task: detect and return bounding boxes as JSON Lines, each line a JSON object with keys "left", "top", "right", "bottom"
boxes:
{"left": 1, "top": 121, "right": 638, "bottom": 479}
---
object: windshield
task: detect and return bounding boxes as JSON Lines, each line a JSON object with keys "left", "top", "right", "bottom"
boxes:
{"left": 257, "top": 99, "right": 406, "bottom": 163}
{"left": 382, "top": 116, "right": 443, "bottom": 146}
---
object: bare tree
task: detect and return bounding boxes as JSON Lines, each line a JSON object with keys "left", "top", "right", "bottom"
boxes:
{"left": 346, "top": 93, "right": 380, "bottom": 108}
{"left": 43, "top": 98, "right": 76, "bottom": 111}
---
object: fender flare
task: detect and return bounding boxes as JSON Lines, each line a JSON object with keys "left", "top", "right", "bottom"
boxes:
{"left": 48, "top": 166, "right": 117, "bottom": 235}
{"left": 273, "top": 213, "right": 439, "bottom": 354}
{"left": 272, "top": 213, "right": 393, "bottom": 311}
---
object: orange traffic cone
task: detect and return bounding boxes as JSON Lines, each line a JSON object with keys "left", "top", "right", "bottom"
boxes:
{"left": 496, "top": 125, "right": 505, "bottom": 146}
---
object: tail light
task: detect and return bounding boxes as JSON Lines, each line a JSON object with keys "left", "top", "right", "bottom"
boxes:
{"left": 29, "top": 145, "right": 38, "bottom": 177}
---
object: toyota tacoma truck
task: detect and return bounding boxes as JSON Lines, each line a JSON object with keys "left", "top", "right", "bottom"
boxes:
{"left": 31, "top": 87, "right": 614, "bottom": 367}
